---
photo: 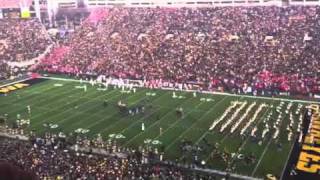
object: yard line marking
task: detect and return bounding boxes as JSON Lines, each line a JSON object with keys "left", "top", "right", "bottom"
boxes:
{"left": 31, "top": 87, "right": 118, "bottom": 128}
{"left": 280, "top": 134, "right": 298, "bottom": 180}
{"left": 123, "top": 92, "right": 195, "bottom": 146}
{"left": 97, "top": 90, "right": 164, "bottom": 135}
{"left": 87, "top": 91, "right": 167, "bottom": 133}
{"left": 2, "top": 80, "right": 72, "bottom": 105}
{"left": 251, "top": 101, "right": 293, "bottom": 177}
{"left": 0, "top": 81, "right": 73, "bottom": 109}
{"left": 1, "top": 82, "right": 77, "bottom": 116}
{"left": 61, "top": 90, "right": 133, "bottom": 131}
{"left": 164, "top": 95, "right": 229, "bottom": 151}
{"left": 35, "top": 88, "right": 139, "bottom": 128}
{"left": 251, "top": 139, "right": 272, "bottom": 176}
{"left": 116, "top": 92, "right": 169, "bottom": 134}
{"left": 29, "top": 86, "right": 108, "bottom": 123}
{"left": 149, "top": 100, "right": 206, "bottom": 143}
{"left": 102, "top": 91, "right": 189, "bottom": 137}
{"left": 29, "top": 85, "right": 104, "bottom": 124}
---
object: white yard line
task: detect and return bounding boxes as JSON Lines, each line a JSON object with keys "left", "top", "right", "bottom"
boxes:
{"left": 116, "top": 92, "right": 169, "bottom": 134}
{"left": 62, "top": 90, "right": 131, "bottom": 130}
{"left": 164, "top": 96, "right": 229, "bottom": 151}
{"left": 97, "top": 90, "right": 163, "bottom": 135}
{"left": 251, "top": 139, "right": 272, "bottom": 176}
{"left": 2, "top": 82, "right": 77, "bottom": 116}
{"left": 149, "top": 101, "right": 205, "bottom": 143}
{"left": 280, "top": 134, "right": 298, "bottom": 180}
{"left": 92, "top": 90, "right": 167, "bottom": 134}
{"left": 31, "top": 87, "right": 118, "bottom": 127}
{"left": 227, "top": 103, "right": 273, "bottom": 168}
{"left": 123, "top": 94, "right": 199, "bottom": 146}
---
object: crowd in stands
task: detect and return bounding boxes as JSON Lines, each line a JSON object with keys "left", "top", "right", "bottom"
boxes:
{"left": 0, "top": 62, "right": 10, "bottom": 80}
{"left": 0, "top": 135, "right": 217, "bottom": 179}
{"left": 0, "top": 19, "right": 51, "bottom": 62}
{"left": 37, "top": 7, "right": 320, "bottom": 96}
{"left": 0, "top": 18, "right": 51, "bottom": 81}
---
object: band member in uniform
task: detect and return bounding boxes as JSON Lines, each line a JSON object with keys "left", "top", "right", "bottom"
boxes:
{"left": 117, "top": 100, "right": 127, "bottom": 114}
{"left": 103, "top": 99, "right": 108, "bottom": 107}
{"left": 176, "top": 107, "right": 184, "bottom": 118}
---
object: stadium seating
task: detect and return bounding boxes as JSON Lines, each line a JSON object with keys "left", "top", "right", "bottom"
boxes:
{"left": 0, "top": 62, "right": 10, "bottom": 80}
{"left": 0, "top": 137, "right": 214, "bottom": 179}
{"left": 0, "top": 0, "right": 33, "bottom": 9}
{"left": 0, "top": 18, "right": 51, "bottom": 81}
{"left": 37, "top": 7, "right": 320, "bottom": 96}
{"left": 0, "top": 19, "right": 51, "bottom": 62}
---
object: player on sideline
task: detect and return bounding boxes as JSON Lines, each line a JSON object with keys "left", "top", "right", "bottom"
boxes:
{"left": 172, "top": 92, "right": 177, "bottom": 98}
{"left": 27, "top": 105, "right": 31, "bottom": 114}
{"left": 129, "top": 83, "right": 133, "bottom": 91}
{"left": 104, "top": 81, "right": 109, "bottom": 90}
{"left": 142, "top": 123, "right": 145, "bottom": 131}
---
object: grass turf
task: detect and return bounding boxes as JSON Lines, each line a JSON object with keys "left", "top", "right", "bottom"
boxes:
{"left": 0, "top": 79, "right": 311, "bottom": 178}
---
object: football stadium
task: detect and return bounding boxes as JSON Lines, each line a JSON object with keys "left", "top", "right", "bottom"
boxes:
{"left": 0, "top": 0, "right": 320, "bottom": 180}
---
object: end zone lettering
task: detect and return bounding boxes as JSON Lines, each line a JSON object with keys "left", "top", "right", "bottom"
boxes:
{"left": 0, "top": 83, "right": 29, "bottom": 93}
{"left": 296, "top": 105, "right": 320, "bottom": 174}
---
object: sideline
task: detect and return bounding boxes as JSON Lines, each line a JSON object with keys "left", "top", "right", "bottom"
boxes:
{"left": 0, "top": 77, "right": 33, "bottom": 88}
{"left": 41, "top": 76, "right": 320, "bottom": 104}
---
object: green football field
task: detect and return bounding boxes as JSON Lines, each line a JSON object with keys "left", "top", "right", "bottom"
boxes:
{"left": 0, "top": 78, "right": 315, "bottom": 178}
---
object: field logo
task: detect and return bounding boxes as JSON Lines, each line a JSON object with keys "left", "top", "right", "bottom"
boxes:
{"left": 296, "top": 104, "right": 320, "bottom": 174}
{"left": 0, "top": 83, "right": 29, "bottom": 93}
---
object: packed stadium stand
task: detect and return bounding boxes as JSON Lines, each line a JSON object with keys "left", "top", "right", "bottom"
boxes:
{"left": 0, "top": 19, "right": 51, "bottom": 62}
{"left": 0, "top": 13, "right": 51, "bottom": 81}
{"left": 0, "top": 0, "right": 33, "bottom": 9}
{"left": 1, "top": 0, "right": 320, "bottom": 180}
{"left": 37, "top": 6, "right": 320, "bottom": 96}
